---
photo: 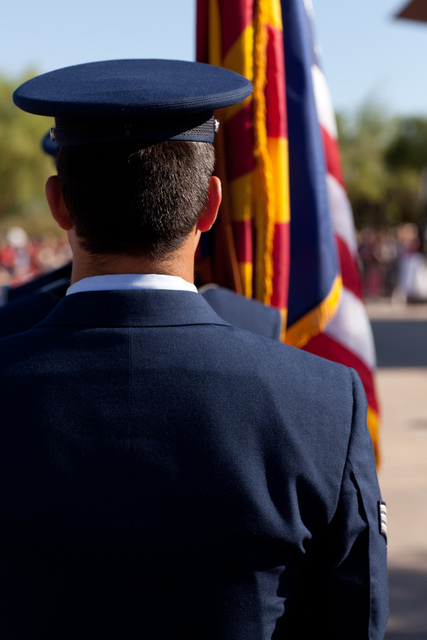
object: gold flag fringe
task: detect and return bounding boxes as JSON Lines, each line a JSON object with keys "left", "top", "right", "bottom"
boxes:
{"left": 253, "top": 0, "right": 275, "bottom": 306}
{"left": 367, "top": 406, "right": 381, "bottom": 468}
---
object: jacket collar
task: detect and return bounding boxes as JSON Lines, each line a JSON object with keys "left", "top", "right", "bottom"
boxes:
{"left": 37, "top": 289, "right": 231, "bottom": 329}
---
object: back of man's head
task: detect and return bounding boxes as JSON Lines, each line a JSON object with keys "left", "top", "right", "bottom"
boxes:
{"left": 56, "top": 140, "right": 215, "bottom": 260}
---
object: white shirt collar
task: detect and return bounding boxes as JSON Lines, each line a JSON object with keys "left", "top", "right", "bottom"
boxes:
{"left": 66, "top": 274, "right": 198, "bottom": 296}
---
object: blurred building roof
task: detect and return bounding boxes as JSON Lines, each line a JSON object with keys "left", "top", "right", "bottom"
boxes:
{"left": 396, "top": 0, "right": 427, "bottom": 23}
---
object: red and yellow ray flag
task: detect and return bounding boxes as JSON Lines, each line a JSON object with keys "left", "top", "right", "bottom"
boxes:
{"left": 196, "top": 0, "right": 290, "bottom": 337}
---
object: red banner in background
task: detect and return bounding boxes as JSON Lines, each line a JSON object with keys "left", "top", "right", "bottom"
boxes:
{"left": 197, "top": 0, "right": 290, "bottom": 336}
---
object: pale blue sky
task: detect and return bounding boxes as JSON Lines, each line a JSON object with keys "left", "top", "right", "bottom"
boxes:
{"left": 1, "top": 0, "right": 426, "bottom": 117}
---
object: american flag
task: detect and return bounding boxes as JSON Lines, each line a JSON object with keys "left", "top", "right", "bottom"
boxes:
{"left": 298, "top": 0, "right": 380, "bottom": 462}
{"left": 280, "top": 0, "right": 342, "bottom": 350}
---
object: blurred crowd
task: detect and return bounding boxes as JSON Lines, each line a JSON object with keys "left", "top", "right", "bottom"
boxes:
{"left": 1, "top": 223, "right": 427, "bottom": 304}
{"left": 358, "top": 222, "right": 427, "bottom": 303}
{"left": 0, "top": 227, "right": 72, "bottom": 300}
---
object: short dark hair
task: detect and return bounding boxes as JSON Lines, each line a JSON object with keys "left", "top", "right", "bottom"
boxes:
{"left": 56, "top": 140, "right": 215, "bottom": 259}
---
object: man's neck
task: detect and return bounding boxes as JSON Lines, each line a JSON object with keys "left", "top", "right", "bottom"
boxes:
{"left": 69, "top": 233, "right": 197, "bottom": 287}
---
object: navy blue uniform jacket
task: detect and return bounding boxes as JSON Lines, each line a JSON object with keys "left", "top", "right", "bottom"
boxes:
{"left": 0, "top": 264, "right": 281, "bottom": 341}
{"left": 0, "top": 289, "right": 388, "bottom": 638}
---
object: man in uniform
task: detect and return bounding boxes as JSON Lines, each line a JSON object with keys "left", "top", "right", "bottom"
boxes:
{"left": 0, "top": 59, "right": 388, "bottom": 638}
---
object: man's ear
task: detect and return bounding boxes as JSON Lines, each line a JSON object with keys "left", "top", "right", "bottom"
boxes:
{"left": 197, "top": 176, "right": 222, "bottom": 233}
{"left": 45, "top": 175, "right": 73, "bottom": 231}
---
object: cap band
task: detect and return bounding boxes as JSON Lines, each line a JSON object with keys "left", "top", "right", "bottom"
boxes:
{"left": 53, "top": 114, "right": 217, "bottom": 147}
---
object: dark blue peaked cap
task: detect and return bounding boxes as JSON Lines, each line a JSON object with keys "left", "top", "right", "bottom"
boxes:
{"left": 14, "top": 59, "right": 253, "bottom": 147}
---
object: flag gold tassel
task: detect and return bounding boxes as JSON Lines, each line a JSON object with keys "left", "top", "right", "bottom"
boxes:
{"left": 367, "top": 405, "right": 381, "bottom": 467}
{"left": 253, "top": 0, "right": 275, "bottom": 306}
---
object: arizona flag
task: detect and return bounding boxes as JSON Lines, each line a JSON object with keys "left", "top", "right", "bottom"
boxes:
{"left": 196, "top": 0, "right": 291, "bottom": 334}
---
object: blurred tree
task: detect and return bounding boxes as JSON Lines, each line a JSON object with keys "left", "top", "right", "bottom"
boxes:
{"left": 382, "top": 117, "right": 427, "bottom": 226}
{"left": 337, "top": 103, "right": 395, "bottom": 228}
{"left": 384, "top": 117, "right": 427, "bottom": 171}
{"left": 0, "top": 72, "right": 58, "bottom": 236}
{"left": 337, "top": 104, "right": 426, "bottom": 229}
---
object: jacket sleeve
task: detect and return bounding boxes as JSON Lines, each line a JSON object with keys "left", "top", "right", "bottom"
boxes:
{"left": 321, "top": 368, "right": 389, "bottom": 638}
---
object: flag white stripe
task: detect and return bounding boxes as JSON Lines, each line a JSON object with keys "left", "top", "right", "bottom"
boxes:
{"left": 311, "top": 54, "right": 378, "bottom": 372}
{"left": 326, "top": 174, "right": 358, "bottom": 257}
{"left": 325, "top": 289, "right": 377, "bottom": 370}
{"left": 311, "top": 64, "right": 338, "bottom": 139}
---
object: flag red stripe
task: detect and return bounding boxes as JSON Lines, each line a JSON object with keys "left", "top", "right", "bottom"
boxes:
{"left": 322, "top": 127, "right": 345, "bottom": 189}
{"left": 265, "top": 25, "right": 287, "bottom": 138}
{"left": 217, "top": 0, "right": 254, "bottom": 60}
{"left": 196, "top": 0, "right": 209, "bottom": 63}
{"left": 232, "top": 219, "right": 253, "bottom": 263}
{"left": 271, "top": 222, "right": 289, "bottom": 309}
{"left": 336, "top": 236, "right": 363, "bottom": 300}
{"left": 303, "top": 332, "right": 379, "bottom": 414}
{"left": 223, "top": 103, "right": 256, "bottom": 181}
